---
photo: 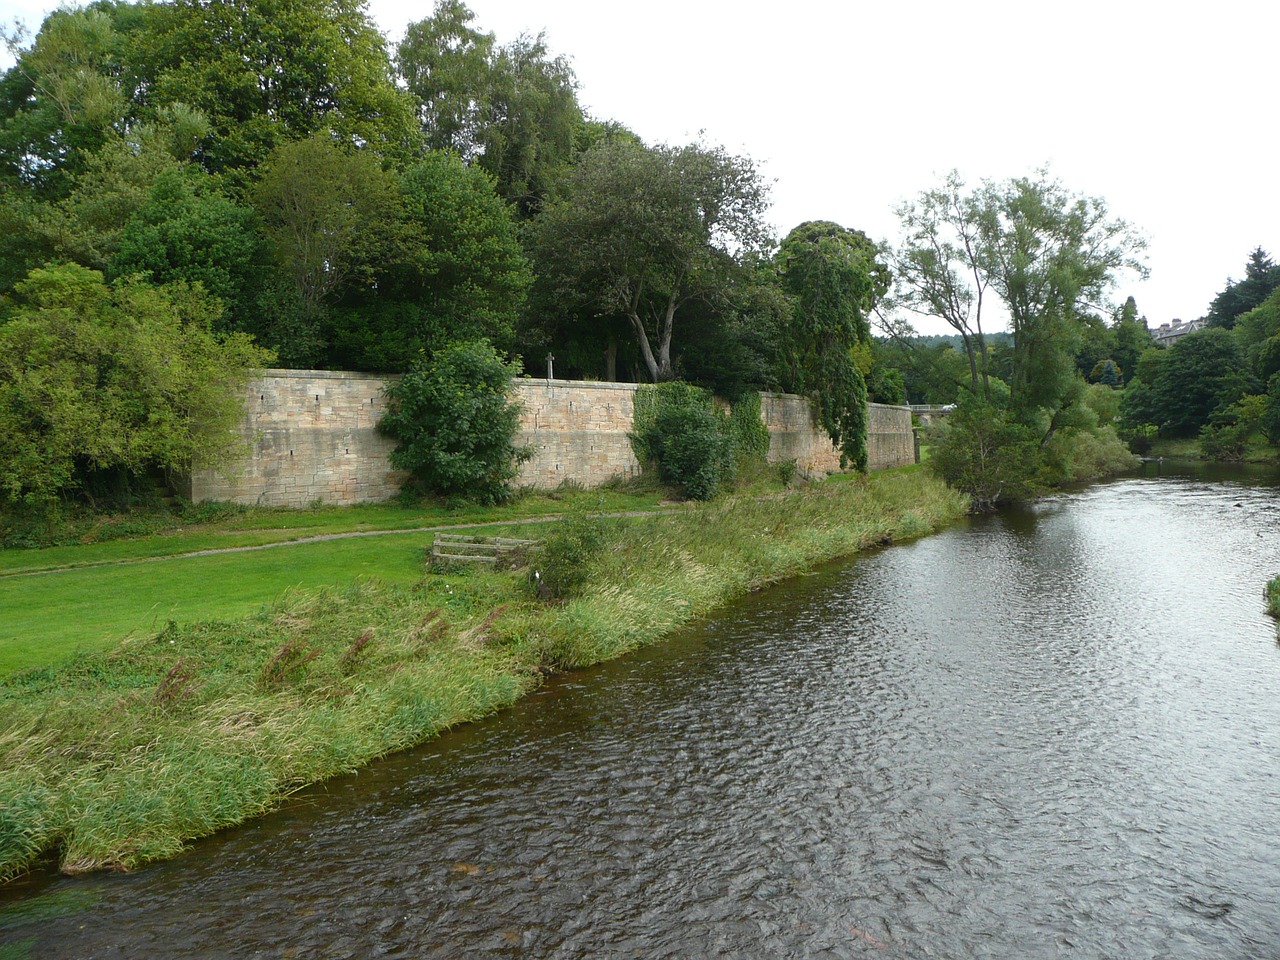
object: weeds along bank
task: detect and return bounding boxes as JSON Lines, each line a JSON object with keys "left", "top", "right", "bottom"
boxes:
{"left": 0, "top": 470, "right": 967, "bottom": 883}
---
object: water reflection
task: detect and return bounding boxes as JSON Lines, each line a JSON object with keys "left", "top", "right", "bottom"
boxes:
{"left": 4, "top": 463, "right": 1279, "bottom": 958}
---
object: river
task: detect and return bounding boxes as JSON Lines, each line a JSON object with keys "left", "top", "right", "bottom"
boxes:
{"left": 3, "top": 461, "right": 1278, "bottom": 958}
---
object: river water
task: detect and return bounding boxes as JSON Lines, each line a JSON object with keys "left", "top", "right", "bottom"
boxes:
{"left": 3, "top": 462, "right": 1279, "bottom": 959}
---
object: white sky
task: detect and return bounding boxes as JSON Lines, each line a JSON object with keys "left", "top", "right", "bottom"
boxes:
{"left": 6, "top": 0, "right": 1279, "bottom": 335}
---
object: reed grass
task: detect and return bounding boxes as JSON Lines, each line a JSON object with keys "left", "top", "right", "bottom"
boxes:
{"left": 1266, "top": 576, "right": 1280, "bottom": 619}
{"left": 0, "top": 470, "right": 966, "bottom": 882}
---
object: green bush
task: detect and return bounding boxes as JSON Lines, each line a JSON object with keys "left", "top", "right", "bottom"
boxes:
{"left": 378, "top": 340, "right": 528, "bottom": 504}
{"left": 654, "top": 404, "right": 736, "bottom": 500}
{"left": 928, "top": 399, "right": 1042, "bottom": 510}
{"left": 1200, "top": 394, "right": 1266, "bottom": 462}
{"left": 729, "top": 391, "right": 771, "bottom": 469}
{"left": 1267, "top": 576, "right": 1280, "bottom": 619}
{"left": 631, "top": 382, "right": 738, "bottom": 500}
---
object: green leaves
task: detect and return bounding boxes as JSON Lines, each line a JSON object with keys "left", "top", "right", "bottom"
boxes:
{"left": 0, "top": 265, "right": 273, "bottom": 506}
{"left": 775, "top": 221, "right": 888, "bottom": 471}
{"left": 378, "top": 340, "right": 526, "bottom": 504}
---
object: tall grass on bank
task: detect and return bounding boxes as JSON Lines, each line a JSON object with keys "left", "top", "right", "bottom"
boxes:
{"left": 0, "top": 470, "right": 967, "bottom": 882}
{"left": 1266, "top": 576, "right": 1280, "bottom": 619}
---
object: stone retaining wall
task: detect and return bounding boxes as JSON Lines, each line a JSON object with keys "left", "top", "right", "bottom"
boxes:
{"left": 185, "top": 371, "right": 916, "bottom": 507}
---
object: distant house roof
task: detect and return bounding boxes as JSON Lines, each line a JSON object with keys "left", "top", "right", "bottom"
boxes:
{"left": 1151, "top": 317, "right": 1204, "bottom": 346}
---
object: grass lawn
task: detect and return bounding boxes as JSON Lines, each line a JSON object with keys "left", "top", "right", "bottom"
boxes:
{"left": 0, "top": 522, "right": 546, "bottom": 676}
{"left": 0, "top": 488, "right": 668, "bottom": 575}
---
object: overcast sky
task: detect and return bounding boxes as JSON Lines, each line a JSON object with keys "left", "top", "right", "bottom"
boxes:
{"left": 7, "top": 0, "right": 1278, "bottom": 335}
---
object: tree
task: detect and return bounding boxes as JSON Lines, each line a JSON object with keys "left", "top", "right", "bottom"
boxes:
{"left": 1089, "top": 358, "right": 1122, "bottom": 387}
{"left": 108, "top": 167, "right": 266, "bottom": 331}
{"left": 252, "top": 133, "right": 400, "bottom": 317}
{"left": 396, "top": 0, "right": 496, "bottom": 159}
{"left": 327, "top": 151, "right": 531, "bottom": 371}
{"left": 888, "top": 172, "right": 994, "bottom": 398}
{"left": 1110, "top": 296, "right": 1151, "bottom": 385}
{"left": 973, "top": 172, "right": 1147, "bottom": 419}
{"left": 891, "top": 170, "right": 1146, "bottom": 424}
{"left": 528, "top": 140, "right": 771, "bottom": 382}
{"left": 126, "top": 0, "right": 418, "bottom": 182}
{"left": 0, "top": 264, "right": 271, "bottom": 506}
{"left": 1233, "top": 287, "right": 1280, "bottom": 381}
{"left": 476, "top": 32, "right": 582, "bottom": 217}
{"left": 396, "top": 3, "right": 584, "bottom": 217}
{"left": 775, "top": 221, "right": 890, "bottom": 470}
{"left": 1146, "top": 328, "right": 1252, "bottom": 437}
{"left": 1203, "top": 248, "right": 1280, "bottom": 329}
{"left": 377, "top": 339, "right": 526, "bottom": 503}
{"left": 0, "top": 7, "right": 129, "bottom": 199}
{"left": 928, "top": 397, "right": 1042, "bottom": 510}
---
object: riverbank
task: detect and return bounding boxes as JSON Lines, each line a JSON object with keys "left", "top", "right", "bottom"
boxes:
{"left": 1147, "top": 437, "right": 1280, "bottom": 464}
{"left": 0, "top": 469, "right": 968, "bottom": 883}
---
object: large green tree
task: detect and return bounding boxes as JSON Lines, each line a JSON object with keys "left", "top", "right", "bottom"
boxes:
{"left": 327, "top": 151, "right": 531, "bottom": 371}
{"left": 252, "top": 134, "right": 400, "bottom": 314}
{"left": 0, "top": 7, "right": 130, "bottom": 199}
{"left": 891, "top": 170, "right": 1146, "bottom": 427}
{"left": 396, "top": 1, "right": 583, "bottom": 217}
{"left": 887, "top": 171, "right": 994, "bottom": 398}
{"left": 108, "top": 167, "right": 266, "bottom": 331}
{"left": 135, "top": 0, "right": 417, "bottom": 181}
{"left": 528, "top": 140, "right": 771, "bottom": 382}
{"left": 973, "top": 172, "right": 1147, "bottom": 419}
{"left": 775, "top": 221, "right": 890, "bottom": 470}
{"left": 1203, "top": 248, "right": 1280, "bottom": 329}
{"left": 0, "top": 264, "right": 271, "bottom": 506}
{"left": 1129, "top": 328, "right": 1252, "bottom": 437}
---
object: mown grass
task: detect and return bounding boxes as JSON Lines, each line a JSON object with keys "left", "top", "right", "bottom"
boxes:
{"left": 0, "top": 522, "right": 551, "bottom": 676}
{"left": 0, "top": 470, "right": 967, "bottom": 883}
{"left": 0, "top": 486, "right": 667, "bottom": 575}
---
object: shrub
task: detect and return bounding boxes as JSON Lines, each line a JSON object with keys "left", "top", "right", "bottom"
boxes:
{"left": 928, "top": 399, "right": 1042, "bottom": 510}
{"left": 729, "top": 392, "right": 771, "bottom": 470}
{"left": 531, "top": 510, "right": 609, "bottom": 600}
{"left": 378, "top": 340, "right": 528, "bottom": 504}
{"left": 1200, "top": 394, "right": 1266, "bottom": 462}
{"left": 630, "top": 381, "right": 711, "bottom": 466}
{"left": 654, "top": 404, "right": 736, "bottom": 500}
{"left": 631, "top": 382, "right": 737, "bottom": 500}
{"left": 1267, "top": 576, "right": 1280, "bottom": 619}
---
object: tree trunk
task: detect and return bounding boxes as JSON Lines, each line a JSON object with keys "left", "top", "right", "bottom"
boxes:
{"left": 656, "top": 293, "right": 677, "bottom": 380}
{"left": 604, "top": 335, "right": 617, "bottom": 382}
{"left": 627, "top": 310, "right": 661, "bottom": 382}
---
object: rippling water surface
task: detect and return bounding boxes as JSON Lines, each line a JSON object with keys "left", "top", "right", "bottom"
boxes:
{"left": 4, "top": 462, "right": 1280, "bottom": 958}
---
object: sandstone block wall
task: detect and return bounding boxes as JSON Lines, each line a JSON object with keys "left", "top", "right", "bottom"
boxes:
{"left": 867, "top": 402, "right": 916, "bottom": 471}
{"left": 513, "top": 380, "right": 641, "bottom": 487}
{"left": 183, "top": 369, "right": 407, "bottom": 507}
{"left": 761, "top": 394, "right": 916, "bottom": 475}
{"left": 187, "top": 371, "right": 915, "bottom": 507}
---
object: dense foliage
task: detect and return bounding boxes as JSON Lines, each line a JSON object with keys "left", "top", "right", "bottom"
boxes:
{"left": 0, "top": 264, "right": 272, "bottom": 506}
{"left": 775, "top": 221, "right": 889, "bottom": 471}
{"left": 1117, "top": 259, "right": 1280, "bottom": 461}
{"left": 527, "top": 140, "right": 771, "bottom": 383}
{"left": 377, "top": 340, "right": 527, "bottom": 504}
{"left": 892, "top": 171, "right": 1146, "bottom": 504}
{"left": 631, "top": 382, "right": 756, "bottom": 500}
